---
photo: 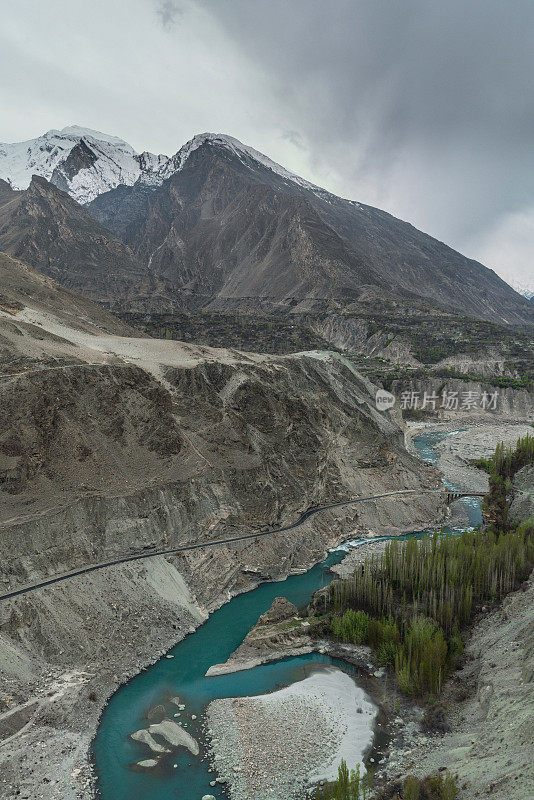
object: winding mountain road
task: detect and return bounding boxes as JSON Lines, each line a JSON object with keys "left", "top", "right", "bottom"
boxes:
{"left": 0, "top": 488, "right": 484, "bottom": 602}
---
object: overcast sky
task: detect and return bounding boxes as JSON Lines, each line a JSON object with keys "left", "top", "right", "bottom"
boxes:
{"left": 1, "top": 0, "right": 533, "bottom": 292}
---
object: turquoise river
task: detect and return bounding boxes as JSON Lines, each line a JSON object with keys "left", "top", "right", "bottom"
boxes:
{"left": 93, "top": 430, "right": 482, "bottom": 800}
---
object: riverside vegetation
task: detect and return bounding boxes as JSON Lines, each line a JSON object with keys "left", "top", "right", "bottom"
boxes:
{"left": 324, "top": 434, "right": 534, "bottom": 698}
{"left": 307, "top": 434, "right": 533, "bottom": 800}
{"left": 312, "top": 759, "right": 458, "bottom": 800}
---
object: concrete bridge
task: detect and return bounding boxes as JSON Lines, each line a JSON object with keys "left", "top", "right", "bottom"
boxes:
{"left": 444, "top": 491, "right": 486, "bottom": 504}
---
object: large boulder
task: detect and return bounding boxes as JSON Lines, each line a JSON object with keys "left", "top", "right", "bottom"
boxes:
{"left": 258, "top": 597, "right": 298, "bottom": 626}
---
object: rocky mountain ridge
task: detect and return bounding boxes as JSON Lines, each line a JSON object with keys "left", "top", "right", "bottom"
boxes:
{"left": 1, "top": 126, "right": 532, "bottom": 326}
{"left": 89, "top": 137, "right": 533, "bottom": 325}
{"left": 0, "top": 176, "right": 170, "bottom": 306}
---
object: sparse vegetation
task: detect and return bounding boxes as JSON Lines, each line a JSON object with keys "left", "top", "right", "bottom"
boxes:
{"left": 470, "top": 455, "right": 494, "bottom": 473}
{"left": 310, "top": 760, "right": 458, "bottom": 800}
{"left": 118, "top": 311, "right": 334, "bottom": 354}
{"left": 117, "top": 304, "right": 534, "bottom": 380}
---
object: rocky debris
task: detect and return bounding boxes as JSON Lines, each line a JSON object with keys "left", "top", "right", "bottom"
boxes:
{"left": 257, "top": 597, "right": 298, "bottom": 625}
{"left": 130, "top": 728, "right": 170, "bottom": 754}
{"left": 206, "top": 667, "right": 376, "bottom": 800}
{"left": 136, "top": 758, "right": 159, "bottom": 768}
{"left": 509, "top": 464, "right": 534, "bottom": 524}
{"left": 331, "top": 540, "right": 389, "bottom": 579}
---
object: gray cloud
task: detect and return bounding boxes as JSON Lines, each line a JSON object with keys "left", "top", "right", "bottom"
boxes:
{"left": 0, "top": 0, "right": 532, "bottom": 290}
{"left": 281, "top": 130, "right": 304, "bottom": 149}
{"left": 196, "top": 0, "right": 534, "bottom": 287}
{"left": 156, "top": 0, "right": 182, "bottom": 29}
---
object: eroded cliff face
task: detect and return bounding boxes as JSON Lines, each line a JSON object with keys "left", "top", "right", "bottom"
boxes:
{"left": 1, "top": 354, "right": 441, "bottom": 590}
{"left": 0, "top": 259, "right": 443, "bottom": 800}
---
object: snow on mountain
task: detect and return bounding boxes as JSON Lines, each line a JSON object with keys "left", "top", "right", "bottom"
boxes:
{"left": 0, "top": 126, "right": 173, "bottom": 204}
{"left": 172, "top": 132, "right": 321, "bottom": 192}
{"left": 0, "top": 126, "right": 335, "bottom": 206}
{"left": 513, "top": 285, "right": 534, "bottom": 301}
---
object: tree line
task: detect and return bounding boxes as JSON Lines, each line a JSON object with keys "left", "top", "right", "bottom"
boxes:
{"left": 326, "top": 433, "right": 534, "bottom": 697}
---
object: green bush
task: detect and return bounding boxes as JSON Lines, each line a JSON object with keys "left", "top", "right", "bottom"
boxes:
{"left": 313, "top": 759, "right": 373, "bottom": 800}
{"left": 472, "top": 456, "right": 493, "bottom": 473}
{"left": 394, "top": 617, "right": 448, "bottom": 696}
{"left": 403, "top": 775, "right": 420, "bottom": 800}
{"left": 427, "top": 772, "right": 459, "bottom": 800}
{"left": 331, "top": 609, "right": 369, "bottom": 644}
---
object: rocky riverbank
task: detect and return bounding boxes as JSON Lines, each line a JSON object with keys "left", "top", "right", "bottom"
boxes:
{"left": 405, "top": 420, "right": 533, "bottom": 490}
{"left": 206, "top": 666, "right": 377, "bottom": 800}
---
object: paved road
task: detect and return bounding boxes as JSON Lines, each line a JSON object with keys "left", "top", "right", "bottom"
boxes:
{"left": 0, "top": 488, "right": 484, "bottom": 602}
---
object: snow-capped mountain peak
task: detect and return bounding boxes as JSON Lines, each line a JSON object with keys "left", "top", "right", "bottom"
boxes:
{"left": 0, "top": 126, "right": 325, "bottom": 206}
{"left": 0, "top": 126, "right": 172, "bottom": 204}
{"left": 173, "top": 132, "right": 320, "bottom": 192}
{"left": 510, "top": 281, "right": 534, "bottom": 301}
{"left": 57, "top": 125, "right": 132, "bottom": 146}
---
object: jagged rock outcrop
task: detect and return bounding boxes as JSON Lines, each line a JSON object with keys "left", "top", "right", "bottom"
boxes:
{"left": 258, "top": 597, "right": 298, "bottom": 625}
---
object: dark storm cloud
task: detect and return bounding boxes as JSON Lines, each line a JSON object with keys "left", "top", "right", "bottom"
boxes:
{"left": 196, "top": 0, "right": 534, "bottom": 287}
{"left": 199, "top": 0, "right": 534, "bottom": 151}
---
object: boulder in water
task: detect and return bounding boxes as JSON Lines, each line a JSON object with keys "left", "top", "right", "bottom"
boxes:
{"left": 148, "top": 719, "right": 200, "bottom": 755}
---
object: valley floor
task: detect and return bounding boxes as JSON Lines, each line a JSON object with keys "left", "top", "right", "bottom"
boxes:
{"left": 0, "top": 417, "right": 530, "bottom": 800}
{"left": 406, "top": 419, "right": 534, "bottom": 491}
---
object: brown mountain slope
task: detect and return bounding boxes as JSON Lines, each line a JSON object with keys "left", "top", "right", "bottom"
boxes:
{"left": 0, "top": 252, "right": 137, "bottom": 337}
{"left": 89, "top": 138, "right": 534, "bottom": 325}
{"left": 0, "top": 176, "right": 152, "bottom": 305}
